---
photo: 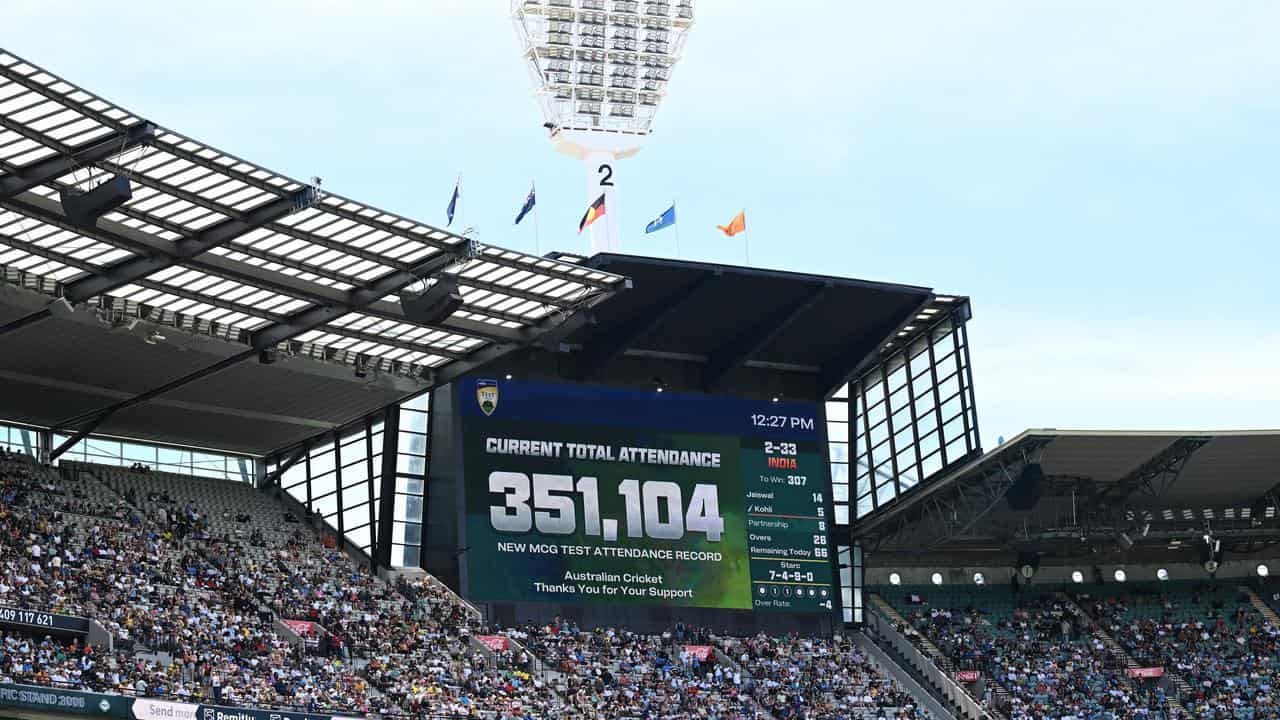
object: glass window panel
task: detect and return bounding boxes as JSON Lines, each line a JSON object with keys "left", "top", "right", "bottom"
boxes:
{"left": 921, "top": 451, "right": 944, "bottom": 479}
{"left": 341, "top": 507, "right": 368, "bottom": 532}
{"left": 342, "top": 483, "right": 370, "bottom": 510}
{"left": 192, "top": 451, "right": 225, "bottom": 472}
{"left": 833, "top": 383, "right": 849, "bottom": 400}
{"left": 825, "top": 401, "right": 849, "bottom": 423}
{"left": 863, "top": 396, "right": 886, "bottom": 428}
{"left": 403, "top": 394, "right": 429, "bottom": 413}
{"left": 313, "top": 492, "right": 339, "bottom": 518}
{"left": 395, "top": 544, "right": 420, "bottom": 568}
{"left": 370, "top": 432, "right": 383, "bottom": 457}
{"left": 311, "top": 471, "right": 338, "bottom": 499}
{"left": 309, "top": 449, "right": 335, "bottom": 477}
{"left": 828, "top": 442, "right": 848, "bottom": 463}
{"left": 398, "top": 431, "right": 428, "bottom": 457}
{"left": 397, "top": 453, "right": 427, "bottom": 476}
{"left": 340, "top": 439, "right": 367, "bottom": 469}
{"left": 945, "top": 436, "right": 968, "bottom": 464}
{"left": 836, "top": 504, "right": 850, "bottom": 525}
{"left": 394, "top": 493, "right": 424, "bottom": 524}
{"left": 397, "top": 477, "right": 425, "bottom": 495}
{"left": 191, "top": 465, "right": 223, "bottom": 479}
{"left": 400, "top": 410, "right": 429, "bottom": 435}
{"left": 833, "top": 481, "right": 849, "bottom": 503}
{"left": 157, "top": 447, "right": 190, "bottom": 466}
{"left": 856, "top": 491, "right": 874, "bottom": 516}
{"left": 887, "top": 365, "right": 908, "bottom": 394}
{"left": 342, "top": 460, "right": 370, "bottom": 486}
{"left": 394, "top": 521, "right": 423, "bottom": 546}
{"left": 86, "top": 438, "right": 121, "bottom": 458}
{"left": 282, "top": 464, "right": 308, "bottom": 491}
{"left": 826, "top": 421, "right": 848, "bottom": 444}
{"left": 875, "top": 482, "right": 896, "bottom": 507}
{"left": 829, "top": 462, "right": 849, "bottom": 486}
{"left": 345, "top": 525, "right": 372, "bottom": 552}
{"left": 122, "top": 443, "right": 156, "bottom": 463}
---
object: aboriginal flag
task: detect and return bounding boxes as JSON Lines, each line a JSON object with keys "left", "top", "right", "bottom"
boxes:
{"left": 578, "top": 193, "right": 606, "bottom": 233}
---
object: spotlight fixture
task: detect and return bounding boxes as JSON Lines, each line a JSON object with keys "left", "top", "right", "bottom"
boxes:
{"left": 652, "top": 376, "right": 665, "bottom": 393}
{"left": 505, "top": 373, "right": 513, "bottom": 380}
{"left": 770, "top": 396, "right": 779, "bottom": 403}
{"left": 144, "top": 330, "right": 165, "bottom": 345}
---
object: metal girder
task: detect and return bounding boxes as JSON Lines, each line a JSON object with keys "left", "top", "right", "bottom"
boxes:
{"left": 861, "top": 437, "right": 1053, "bottom": 552}
{"left": 46, "top": 245, "right": 467, "bottom": 460}
{"left": 65, "top": 188, "right": 314, "bottom": 301}
{"left": 0, "top": 121, "right": 155, "bottom": 200}
{"left": 262, "top": 443, "right": 310, "bottom": 488}
{"left": 1088, "top": 436, "right": 1211, "bottom": 507}
{"left": 574, "top": 271, "right": 718, "bottom": 380}
{"left": 702, "top": 282, "right": 830, "bottom": 391}
{"left": 0, "top": 185, "right": 315, "bottom": 339}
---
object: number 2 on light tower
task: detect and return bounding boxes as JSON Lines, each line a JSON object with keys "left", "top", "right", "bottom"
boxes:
{"left": 598, "top": 163, "right": 614, "bottom": 187}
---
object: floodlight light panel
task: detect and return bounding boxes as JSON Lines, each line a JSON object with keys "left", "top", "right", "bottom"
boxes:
{"left": 513, "top": 0, "right": 694, "bottom": 140}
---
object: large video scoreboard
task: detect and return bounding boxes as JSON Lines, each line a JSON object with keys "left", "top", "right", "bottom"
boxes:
{"left": 460, "top": 378, "right": 834, "bottom": 612}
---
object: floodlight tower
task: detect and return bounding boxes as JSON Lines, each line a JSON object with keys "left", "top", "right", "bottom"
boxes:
{"left": 512, "top": 0, "right": 695, "bottom": 254}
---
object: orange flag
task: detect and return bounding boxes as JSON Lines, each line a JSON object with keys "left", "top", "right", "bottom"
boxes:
{"left": 717, "top": 211, "right": 746, "bottom": 237}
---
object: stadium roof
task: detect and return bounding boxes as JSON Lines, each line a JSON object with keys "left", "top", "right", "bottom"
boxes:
{"left": 0, "top": 48, "right": 626, "bottom": 453}
{"left": 547, "top": 252, "right": 968, "bottom": 397}
{"left": 854, "top": 429, "right": 1280, "bottom": 555}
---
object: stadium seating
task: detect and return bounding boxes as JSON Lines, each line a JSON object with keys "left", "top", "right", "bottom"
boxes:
{"left": 1084, "top": 582, "right": 1280, "bottom": 719}
{"left": 2, "top": 458, "right": 931, "bottom": 720}
{"left": 875, "top": 584, "right": 1174, "bottom": 720}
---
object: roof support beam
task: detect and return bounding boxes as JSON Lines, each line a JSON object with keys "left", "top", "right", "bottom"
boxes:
{"left": 0, "top": 185, "right": 315, "bottom": 340}
{"left": 574, "top": 271, "right": 718, "bottom": 381}
{"left": 1088, "top": 436, "right": 1211, "bottom": 508}
{"left": 0, "top": 121, "right": 155, "bottom": 200}
{"left": 47, "top": 248, "right": 466, "bottom": 458}
{"left": 702, "top": 282, "right": 830, "bottom": 391}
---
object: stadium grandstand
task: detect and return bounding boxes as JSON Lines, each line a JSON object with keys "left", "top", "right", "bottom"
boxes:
{"left": 1, "top": 44, "right": 1278, "bottom": 720}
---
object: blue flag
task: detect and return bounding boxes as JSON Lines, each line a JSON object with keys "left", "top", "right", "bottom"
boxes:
{"left": 446, "top": 180, "right": 460, "bottom": 227}
{"left": 645, "top": 205, "right": 676, "bottom": 234}
{"left": 514, "top": 185, "right": 536, "bottom": 225}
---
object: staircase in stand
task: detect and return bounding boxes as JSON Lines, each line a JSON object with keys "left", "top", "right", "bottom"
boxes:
{"left": 1238, "top": 584, "right": 1280, "bottom": 626}
{"left": 1058, "top": 591, "right": 1191, "bottom": 718}
{"left": 867, "top": 593, "right": 1006, "bottom": 720}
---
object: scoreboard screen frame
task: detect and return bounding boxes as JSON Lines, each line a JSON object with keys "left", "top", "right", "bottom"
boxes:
{"left": 456, "top": 376, "right": 840, "bottom": 618}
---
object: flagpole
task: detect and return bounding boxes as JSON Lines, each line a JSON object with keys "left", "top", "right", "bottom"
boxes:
{"left": 457, "top": 172, "right": 464, "bottom": 232}
{"left": 672, "top": 200, "right": 680, "bottom": 259}
{"left": 532, "top": 180, "right": 541, "bottom": 256}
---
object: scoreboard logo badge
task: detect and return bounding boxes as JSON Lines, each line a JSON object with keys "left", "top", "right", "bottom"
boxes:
{"left": 476, "top": 379, "right": 499, "bottom": 416}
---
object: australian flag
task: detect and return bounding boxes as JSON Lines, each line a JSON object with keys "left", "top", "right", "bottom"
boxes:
{"left": 645, "top": 204, "right": 676, "bottom": 234}
{"left": 514, "top": 184, "right": 536, "bottom": 225}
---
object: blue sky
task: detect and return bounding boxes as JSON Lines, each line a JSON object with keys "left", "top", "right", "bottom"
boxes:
{"left": 7, "top": 1, "right": 1278, "bottom": 442}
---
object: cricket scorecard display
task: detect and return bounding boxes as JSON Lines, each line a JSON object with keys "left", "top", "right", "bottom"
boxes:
{"left": 461, "top": 378, "right": 834, "bottom": 612}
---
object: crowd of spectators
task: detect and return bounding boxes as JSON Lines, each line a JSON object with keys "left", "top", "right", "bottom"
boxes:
{"left": 720, "top": 633, "right": 926, "bottom": 719}
{"left": 510, "top": 619, "right": 761, "bottom": 719}
{"left": 895, "top": 591, "right": 1171, "bottom": 720}
{"left": 1088, "top": 587, "right": 1280, "bottom": 719}
{"left": 1, "top": 456, "right": 931, "bottom": 720}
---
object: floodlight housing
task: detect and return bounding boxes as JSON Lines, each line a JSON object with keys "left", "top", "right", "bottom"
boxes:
{"left": 513, "top": 0, "right": 695, "bottom": 253}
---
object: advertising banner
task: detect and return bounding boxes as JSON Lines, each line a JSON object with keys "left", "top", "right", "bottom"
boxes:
{"left": 956, "top": 670, "right": 981, "bottom": 682}
{"left": 1126, "top": 667, "right": 1164, "bottom": 679}
{"left": 461, "top": 378, "right": 833, "bottom": 613}
{"left": 0, "top": 605, "right": 92, "bottom": 634}
{"left": 131, "top": 699, "right": 341, "bottom": 720}
{"left": 476, "top": 634, "right": 511, "bottom": 652}
{"left": 683, "top": 645, "right": 714, "bottom": 662}
{"left": 0, "top": 682, "right": 130, "bottom": 717}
